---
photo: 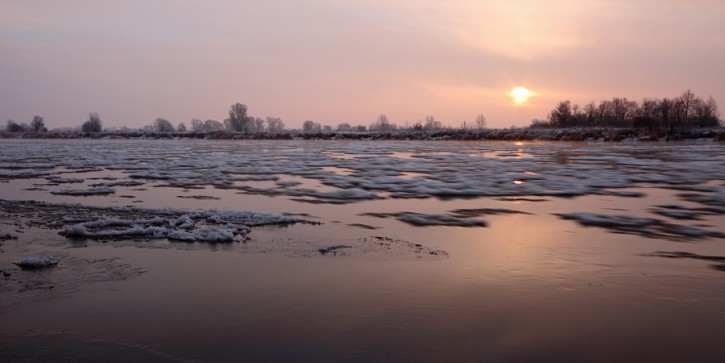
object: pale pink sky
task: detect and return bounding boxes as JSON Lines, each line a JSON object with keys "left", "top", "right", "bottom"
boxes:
{"left": 1, "top": 0, "right": 723, "bottom": 129}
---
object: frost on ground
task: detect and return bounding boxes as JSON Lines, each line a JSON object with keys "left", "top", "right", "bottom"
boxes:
{"left": 556, "top": 212, "right": 725, "bottom": 241}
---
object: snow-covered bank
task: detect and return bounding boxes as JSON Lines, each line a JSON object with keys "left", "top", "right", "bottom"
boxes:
{"left": 2, "top": 127, "right": 724, "bottom": 142}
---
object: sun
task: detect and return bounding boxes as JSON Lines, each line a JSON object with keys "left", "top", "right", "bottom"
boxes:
{"left": 510, "top": 86, "right": 532, "bottom": 104}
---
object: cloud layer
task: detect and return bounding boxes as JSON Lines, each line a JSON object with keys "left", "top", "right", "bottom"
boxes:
{"left": 1, "top": 0, "right": 723, "bottom": 129}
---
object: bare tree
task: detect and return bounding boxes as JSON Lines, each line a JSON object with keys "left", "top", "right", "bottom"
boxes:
{"left": 671, "top": 89, "right": 698, "bottom": 129}
{"left": 249, "top": 117, "right": 265, "bottom": 134}
{"left": 425, "top": 115, "right": 441, "bottom": 130}
{"left": 82, "top": 113, "right": 103, "bottom": 133}
{"left": 302, "top": 120, "right": 321, "bottom": 133}
{"left": 692, "top": 96, "right": 720, "bottom": 127}
{"left": 30, "top": 115, "right": 46, "bottom": 132}
{"left": 475, "top": 114, "right": 487, "bottom": 129}
{"left": 370, "top": 114, "right": 397, "bottom": 131}
{"left": 190, "top": 119, "right": 204, "bottom": 132}
{"left": 336, "top": 122, "right": 352, "bottom": 132}
{"left": 177, "top": 122, "right": 187, "bottom": 132}
{"left": 610, "top": 97, "right": 638, "bottom": 123}
{"left": 593, "top": 101, "right": 610, "bottom": 126}
{"left": 266, "top": 117, "right": 285, "bottom": 136}
{"left": 547, "top": 101, "right": 572, "bottom": 127}
{"left": 203, "top": 119, "right": 224, "bottom": 132}
{"left": 226, "top": 103, "right": 249, "bottom": 132}
{"left": 153, "top": 118, "right": 175, "bottom": 132}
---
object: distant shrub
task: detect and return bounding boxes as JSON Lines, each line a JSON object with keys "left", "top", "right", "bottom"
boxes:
{"left": 82, "top": 113, "right": 103, "bottom": 133}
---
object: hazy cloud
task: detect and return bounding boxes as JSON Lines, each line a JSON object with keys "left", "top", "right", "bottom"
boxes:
{"left": 1, "top": 0, "right": 723, "bottom": 128}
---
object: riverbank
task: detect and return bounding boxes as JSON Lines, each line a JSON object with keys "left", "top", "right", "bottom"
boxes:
{"left": 2, "top": 127, "right": 724, "bottom": 142}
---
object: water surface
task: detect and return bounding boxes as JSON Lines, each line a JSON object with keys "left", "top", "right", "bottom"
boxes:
{"left": 1, "top": 139, "right": 724, "bottom": 362}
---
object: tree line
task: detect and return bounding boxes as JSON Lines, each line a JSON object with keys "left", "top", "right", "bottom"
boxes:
{"left": 532, "top": 90, "right": 721, "bottom": 131}
{"left": 4, "top": 102, "right": 488, "bottom": 134}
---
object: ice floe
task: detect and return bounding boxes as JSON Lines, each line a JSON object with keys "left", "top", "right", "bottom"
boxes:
{"left": 51, "top": 186, "right": 115, "bottom": 196}
{"left": 46, "top": 176, "right": 85, "bottom": 184}
{"left": 1, "top": 199, "right": 312, "bottom": 243}
{"left": 362, "top": 212, "right": 488, "bottom": 227}
{"left": 1, "top": 140, "right": 723, "bottom": 206}
{"left": 556, "top": 212, "right": 725, "bottom": 241}
{"left": 58, "top": 208, "right": 305, "bottom": 242}
{"left": 14, "top": 256, "right": 59, "bottom": 269}
{"left": 650, "top": 205, "right": 703, "bottom": 220}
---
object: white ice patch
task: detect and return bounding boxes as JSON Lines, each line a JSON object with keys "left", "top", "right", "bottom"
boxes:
{"left": 14, "top": 255, "right": 59, "bottom": 269}
{"left": 2, "top": 140, "right": 724, "bottom": 206}
{"left": 57, "top": 205, "right": 310, "bottom": 242}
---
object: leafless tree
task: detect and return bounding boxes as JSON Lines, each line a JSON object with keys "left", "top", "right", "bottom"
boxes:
{"left": 247, "top": 117, "right": 264, "bottom": 134}
{"left": 153, "top": 118, "right": 175, "bottom": 132}
{"left": 82, "top": 112, "right": 103, "bottom": 133}
{"left": 302, "top": 120, "right": 321, "bottom": 133}
{"left": 547, "top": 101, "right": 572, "bottom": 127}
{"left": 30, "top": 115, "right": 46, "bottom": 132}
{"left": 370, "top": 114, "right": 397, "bottom": 131}
{"left": 336, "top": 123, "right": 352, "bottom": 132}
{"left": 424, "top": 115, "right": 442, "bottom": 130}
{"left": 692, "top": 96, "right": 720, "bottom": 126}
{"left": 203, "top": 119, "right": 224, "bottom": 132}
{"left": 177, "top": 122, "right": 187, "bottom": 132}
{"left": 610, "top": 97, "right": 638, "bottom": 123}
{"left": 264, "top": 117, "right": 284, "bottom": 136}
{"left": 226, "top": 103, "right": 249, "bottom": 132}
{"left": 190, "top": 119, "right": 204, "bottom": 132}
{"left": 475, "top": 114, "right": 487, "bottom": 129}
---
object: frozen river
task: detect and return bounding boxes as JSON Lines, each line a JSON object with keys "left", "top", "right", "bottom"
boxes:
{"left": 1, "top": 138, "right": 724, "bottom": 362}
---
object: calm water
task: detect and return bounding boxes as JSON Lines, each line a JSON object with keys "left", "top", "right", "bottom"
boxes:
{"left": 1, "top": 139, "right": 724, "bottom": 362}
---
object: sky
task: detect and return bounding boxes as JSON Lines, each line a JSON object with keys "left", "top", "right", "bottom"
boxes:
{"left": 1, "top": 0, "right": 724, "bottom": 130}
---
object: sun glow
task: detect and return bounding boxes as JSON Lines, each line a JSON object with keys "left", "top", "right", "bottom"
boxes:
{"left": 510, "top": 87, "right": 532, "bottom": 104}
